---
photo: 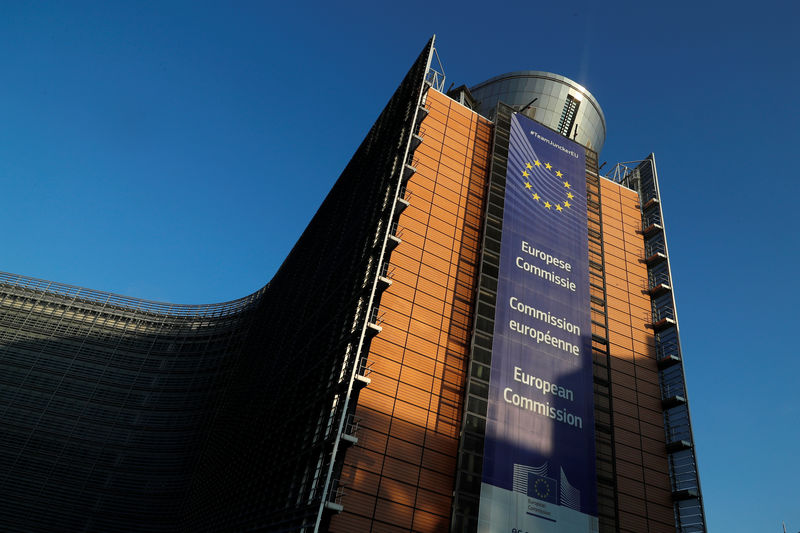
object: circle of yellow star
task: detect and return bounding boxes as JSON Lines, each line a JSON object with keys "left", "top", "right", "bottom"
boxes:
{"left": 526, "top": 162, "right": 533, "bottom": 169}
{"left": 534, "top": 478, "right": 550, "bottom": 498}
{"left": 556, "top": 170, "right": 563, "bottom": 177}
{"left": 563, "top": 181, "right": 571, "bottom": 188}
{"left": 522, "top": 170, "right": 530, "bottom": 177}
{"left": 544, "top": 201, "right": 552, "bottom": 209}
{"left": 564, "top": 201, "right": 571, "bottom": 208}
{"left": 567, "top": 192, "right": 574, "bottom": 199}
{"left": 545, "top": 162, "right": 552, "bottom": 170}
{"left": 524, "top": 181, "right": 532, "bottom": 189}
{"left": 534, "top": 160, "right": 541, "bottom": 167}
{"left": 532, "top": 193, "right": 540, "bottom": 201}
{"left": 556, "top": 204, "right": 563, "bottom": 212}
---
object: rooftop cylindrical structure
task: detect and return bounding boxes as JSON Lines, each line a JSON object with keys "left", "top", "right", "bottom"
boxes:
{"left": 470, "top": 71, "right": 606, "bottom": 153}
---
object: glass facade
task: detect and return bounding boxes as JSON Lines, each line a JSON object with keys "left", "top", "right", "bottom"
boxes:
{"left": 470, "top": 71, "right": 607, "bottom": 154}
{"left": 0, "top": 39, "right": 435, "bottom": 533}
{"left": 0, "top": 38, "right": 705, "bottom": 533}
{"left": 0, "top": 273, "right": 260, "bottom": 532}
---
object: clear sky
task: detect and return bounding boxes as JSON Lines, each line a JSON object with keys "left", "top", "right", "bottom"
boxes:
{"left": 1, "top": 1, "right": 798, "bottom": 531}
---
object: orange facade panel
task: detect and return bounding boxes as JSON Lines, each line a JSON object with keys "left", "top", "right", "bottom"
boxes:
{"left": 331, "top": 90, "right": 490, "bottom": 532}
{"left": 374, "top": 498, "right": 415, "bottom": 530}
{"left": 411, "top": 509, "right": 449, "bottom": 532}
{"left": 331, "top": 91, "right": 683, "bottom": 531}
{"left": 600, "top": 177, "right": 674, "bottom": 529}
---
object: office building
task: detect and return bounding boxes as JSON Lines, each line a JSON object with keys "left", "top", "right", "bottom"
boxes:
{"left": 0, "top": 37, "right": 704, "bottom": 532}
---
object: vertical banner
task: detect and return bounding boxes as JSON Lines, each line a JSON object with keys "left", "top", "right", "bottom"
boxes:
{"left": 478, "top": 114, "right": 597, "bottom": 532}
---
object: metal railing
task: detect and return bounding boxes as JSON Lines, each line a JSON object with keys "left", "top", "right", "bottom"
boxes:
{"left": 660, "top": 367, "right": 686, "bottom": 400}
{"left": 344, "top": 414, "right": 360, "bottom": 438}
{"left": 664, "top": 406, "right": 693, "bottom": 443}
{"left": 389, "top": 222, "right": 404, "bottom": 242}
{"left": 368, "top": 307, "right": 385, "bottom": 328}
{"left": 0, "top": 271, "right": 263, "bottom": 319}
{"left": 326, "top": 478, "right": 346, "bottom": 506}
{"left": 379, "top": 262, "right": 396, "bottom": 281}
{"left": 355, "top": 358, "right": 373, "bottom": 380}
{"left": 676, "top": 499, "right": 705, "bottom": 532}
{"left": 424, "top": 47, "right": 446, "bottom": 92}
{"left": 645, "top": 239, "right": 666, "bottom": 258}
{"left": 642, "top": 210, "right": 662, "bottom": 229}
{"left": 668, "top": 449, "right": 700, "bottom": 492}
{"left": 647, "top": 269, "right": 671, "bottom": 290}
{"left": 652, "top": 304, "right": 675, "bottom": 323}
{"left": 397, "top": 185, "right": 413, "bottom": 205}
{"left": 656, "top": 341, "right": 680, "bottom": 363}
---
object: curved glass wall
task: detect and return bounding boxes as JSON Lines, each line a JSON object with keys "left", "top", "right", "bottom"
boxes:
{"left": 0, "top": 272, "right": 261, "bottom": 532}
{"left": 0, "top": 37, "right": 434, "bottom": 533}
{"left": 470, "top": 71, "right": 606, "bottom": 153}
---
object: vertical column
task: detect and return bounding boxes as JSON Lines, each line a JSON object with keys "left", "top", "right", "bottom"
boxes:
{"left": 600, "top": 179, "right": 675, "bottom": 532}
{"left": 330, "top": 90, "right": 491, "bottom": 533}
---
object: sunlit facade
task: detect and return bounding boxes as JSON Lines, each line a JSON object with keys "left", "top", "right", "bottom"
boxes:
{"left": 0, "top": 37, "right": 704, "bottom": 532}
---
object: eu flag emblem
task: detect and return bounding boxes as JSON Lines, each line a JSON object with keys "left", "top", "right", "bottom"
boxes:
{"left": 519, "top": 160, "right": 577, "bottom": 214}
{"left": 528, "top": 472, "right": 558, "bottom": 504}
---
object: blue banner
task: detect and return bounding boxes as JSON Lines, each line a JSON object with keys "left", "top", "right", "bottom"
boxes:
{"left": 478, "top": 114, "right": 597, "bottom": 532}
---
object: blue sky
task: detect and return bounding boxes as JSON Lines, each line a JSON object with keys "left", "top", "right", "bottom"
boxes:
{"left": 1, "top": 1, "right": 798, "bottom": 530}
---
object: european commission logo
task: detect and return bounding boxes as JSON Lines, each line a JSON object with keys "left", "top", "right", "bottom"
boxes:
{"left": 519, "top": 160, "right": 575, "bottom": 213}
{"left": 528, "top": 472, "right": 558, "bottom": 504}
{"left": 512, "top": 462, "right": 582, "bottom": 511}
